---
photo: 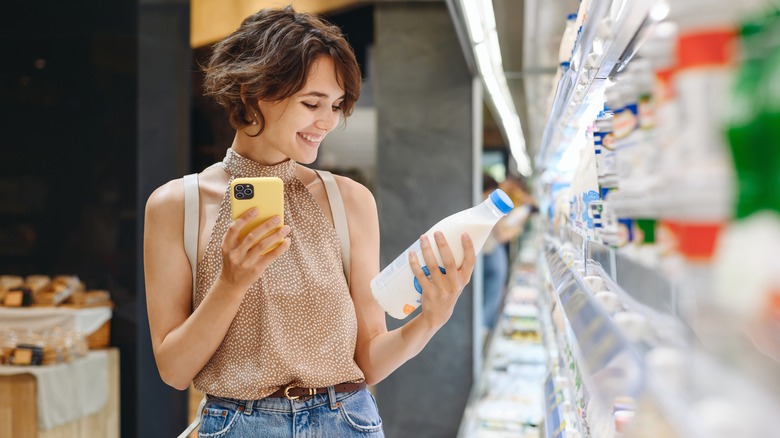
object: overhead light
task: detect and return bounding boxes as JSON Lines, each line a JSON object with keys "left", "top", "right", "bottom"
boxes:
{"left": 487, "top": 31, "right": 503, "bottom": 67}
{"left": 461, "top": 0, "right": 484, "bottom": 43}
{"left": 459, "top": 0, "right": 532, "bottom": 176}
{"left": 650, "top": 1, "right": 670, "bottom": 22}
{"left": 481, "top": 0, "right": 496, "bottom": 34}
{"left": 475, "top": 43, "right": 531, "bottom": 176}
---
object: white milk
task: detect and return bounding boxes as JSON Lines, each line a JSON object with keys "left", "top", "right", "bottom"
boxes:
{"left": 371, "top": 189, "right": 514, "bottom": 319}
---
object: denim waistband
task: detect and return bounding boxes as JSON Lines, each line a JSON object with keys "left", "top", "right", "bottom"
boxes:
{"left": 206, "top": 386, "right": 363, "bottom": 415}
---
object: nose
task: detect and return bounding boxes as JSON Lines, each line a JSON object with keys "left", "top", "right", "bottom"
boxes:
{"left": 314, "top": 107, "right": 340, "bottom": 132}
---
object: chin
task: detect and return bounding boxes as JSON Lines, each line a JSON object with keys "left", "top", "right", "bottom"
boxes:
{"left": 295, "top": 152, "right": 318, "bottom": 165}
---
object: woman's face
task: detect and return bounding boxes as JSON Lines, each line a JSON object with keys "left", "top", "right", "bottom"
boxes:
{"left": 255, "top": 56, "right": 345, "bottom": 165}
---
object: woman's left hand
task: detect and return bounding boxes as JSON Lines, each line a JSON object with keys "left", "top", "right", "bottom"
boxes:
{"left": 409, "top": 232, "right": 476, "bottom": 330}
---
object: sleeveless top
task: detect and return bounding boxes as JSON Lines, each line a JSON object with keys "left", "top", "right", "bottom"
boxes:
{"left": 192, "top": 148, "right": 365, "bottom": 400}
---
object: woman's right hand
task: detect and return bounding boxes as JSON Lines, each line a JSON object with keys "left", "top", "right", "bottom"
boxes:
{"left": 219, "top": 208, "right": 291, "bottom": 291}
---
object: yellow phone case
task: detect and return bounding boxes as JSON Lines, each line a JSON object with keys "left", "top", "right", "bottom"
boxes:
{"left": 229, "top": 177, "right": 284, "bottom": 251}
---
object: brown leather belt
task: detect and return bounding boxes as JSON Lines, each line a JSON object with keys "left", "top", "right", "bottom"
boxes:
{"left": 268, "top": 382, "right": 367, "bottom": 400}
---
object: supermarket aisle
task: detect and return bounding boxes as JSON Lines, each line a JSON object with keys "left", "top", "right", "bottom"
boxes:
{"left": 458, "top": 0, "right": 780, "bottom": 437}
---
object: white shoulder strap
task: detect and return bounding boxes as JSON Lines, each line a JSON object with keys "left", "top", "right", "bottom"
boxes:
{"left": 315, "top": 170, "right": 351, "bottom": 286}
{"left": 181, "top": 173, "right": 205, "bottom": 438}
{"left": 183, "top": 173, "right": 200, "bottom": 303}
{"left": 178, "top": 396, "right": 206, "bottom": 438}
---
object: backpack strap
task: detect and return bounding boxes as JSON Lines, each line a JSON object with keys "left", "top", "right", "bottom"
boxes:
{"left": 183, "top": 173, "right": 200, "bottom": 303}
{"left": 315, "top": 170, "right": 351, "bottom": 286}
{"left": 181, "top": 173, "right": 205, "bottom": 438}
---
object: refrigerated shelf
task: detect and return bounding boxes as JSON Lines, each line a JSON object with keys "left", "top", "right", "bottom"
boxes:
{"left": 537, "top": 0, "right": 666, "bottom": 170}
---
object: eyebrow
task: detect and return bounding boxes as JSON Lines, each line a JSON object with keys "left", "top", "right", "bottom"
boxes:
{"left": 299, "top": 91, "right": 345, "bottom": 100}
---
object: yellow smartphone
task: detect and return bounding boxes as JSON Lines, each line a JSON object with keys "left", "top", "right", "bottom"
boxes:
{"left": 230, "top": 177, "right": 284, "bottom": 252}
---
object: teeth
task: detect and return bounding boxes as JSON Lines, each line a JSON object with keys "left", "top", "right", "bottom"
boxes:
{"left": 300, "top": 133, "right": 322, "bottom": 143}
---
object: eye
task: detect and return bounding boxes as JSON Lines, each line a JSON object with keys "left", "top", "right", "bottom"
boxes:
{"left": 332, "top": 105, "right": 342, "bottom": 112}
{"left": 303, "top": 102, "right": 317, "bottom": 109}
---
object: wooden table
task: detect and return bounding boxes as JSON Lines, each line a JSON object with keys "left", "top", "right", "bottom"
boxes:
{"left": 0, "top": 348, "right": 119, "bottom": 438}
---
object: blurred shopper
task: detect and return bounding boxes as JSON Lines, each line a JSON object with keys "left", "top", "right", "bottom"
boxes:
{"left": 482, "top": 174, "right": 535, "bottom": 335}
{"left": 143, "top": 6, "right": 476, "bottom": 437}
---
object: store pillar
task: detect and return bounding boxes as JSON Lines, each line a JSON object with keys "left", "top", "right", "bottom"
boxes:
{"left": 374, "top": 3, "right": 479, "bottom": 437}
{"left": 137, "top": 0, "right": 191, "bottom": 436}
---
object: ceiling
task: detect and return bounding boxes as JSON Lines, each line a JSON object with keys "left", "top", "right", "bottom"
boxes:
{"left": 190, "top": 0, "right": 371, "bottom": 47}
{"left": 490, "top": 0, "right": 579, "bottom": 166}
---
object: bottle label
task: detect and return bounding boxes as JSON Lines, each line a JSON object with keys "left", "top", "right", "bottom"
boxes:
{"left": 617, "top": 218, "right": 635, "bottom": 247}
{"left": 638, "top": 94, "right": 655, "bottom": 130}
{"left": 613, "top": 104, "right": 638, "bottom": 139}
{"left": 593, "top": 130, "right": 615, "bottom": 149}
{"left": 413, "top": 265, "right": 446, "bottom": 293}
{"left": 594, "top": 130, "right": 617, "bottom": 179}
{"left": 372, "top": 240, "right": 420, "bottom": 291}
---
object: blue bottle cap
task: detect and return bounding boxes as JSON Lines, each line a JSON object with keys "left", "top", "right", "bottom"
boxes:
{"left": 489, "top": 189, "right": 514, "bottom": 215}
{"left": 567, "top": 13, "right": 578, "bottom": 20}
{"left": 560, "top": 61, "right": 571, "bottom": 69}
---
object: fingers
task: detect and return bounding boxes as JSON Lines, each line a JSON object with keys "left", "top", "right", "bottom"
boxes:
{"left": 247, "top": 224, "right": 291, "bottom": 257}
{"left": 433, "top": 232, "right": 457, "bottom": 282}
{"left": 237, "top": 215, "right": 284, "bottom": 252}
{"left": 259, "top": 236, "right": 291, "bottom": 260}
{"left": 419, "top": 235, "right": 446, "bottom": 284}
{"left": 408, "top": 251, "right": 427, "bottom": 291}
{"left": 461, "top": 233, "right": 476, "bottom": 278}
{"left": 224, "top": 208, "right": 259, "bottom": 248}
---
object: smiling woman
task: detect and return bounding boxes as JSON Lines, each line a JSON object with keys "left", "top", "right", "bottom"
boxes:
{"left": 247, "top": 57, "right": 346, "bottom": 164}
{"left": 201, "top": 8, "right": 361, "bottom": 138}
{"left": 143, "top": 5, "right": 477, "bottom": 438}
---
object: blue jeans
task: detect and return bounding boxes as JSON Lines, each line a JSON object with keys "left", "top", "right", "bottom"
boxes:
{"left": 482, "top": 245, "right": 508, "bottom": 331}
{"left": 198, "top": 387, "right": 384, "bottom": 437}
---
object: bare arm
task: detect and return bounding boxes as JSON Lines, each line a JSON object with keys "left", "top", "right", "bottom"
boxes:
{"left": 144, "top": 180, "right": 291, "bottom": 390}
{"left": 341, "top": 179, "right": 475, "bottom": 384}
{"left": 493, "top": 204, "right": 531, "bottom": 244}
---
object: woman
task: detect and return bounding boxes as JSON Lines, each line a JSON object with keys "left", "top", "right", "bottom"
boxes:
{"left": 481, "top": 174, "right": 533, "bottom": 335}
{"left": 143, "top": 6, "right": 476, "bottom": 437}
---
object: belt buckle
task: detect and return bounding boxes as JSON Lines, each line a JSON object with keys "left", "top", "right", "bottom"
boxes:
{"left": 284, "top": 385, "right": 316, "bottom": 402}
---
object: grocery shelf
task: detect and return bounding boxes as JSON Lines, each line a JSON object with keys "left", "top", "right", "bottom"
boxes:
{"left": 536, "top": 0, "right": 664, "bottom": 170}
{"left": 587, "top": 239, "right": 677, "bottom": 318}
{"left": 457, "top": 265, "right": 547, "bottom": 438}
{"left": 545, "top": 235, "right": 780, "bottom": 438}
{"left": 639, "top": 349, "right": 780, "bottom": 438}
{"left": 463, "top": 227, "right": 780, "bottom": 438}
{"left": 545, "top": 243, "right": 645, "bottom": 402}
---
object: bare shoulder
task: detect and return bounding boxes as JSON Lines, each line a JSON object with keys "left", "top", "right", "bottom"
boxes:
{"left": 145, "top": 178, "right": 184, "bottom": 221}
{"left": 145, "top": 164, "right": 227, "bottom": 218}
{"left": 332, "top": 174, "right": 376, "bottom": 213}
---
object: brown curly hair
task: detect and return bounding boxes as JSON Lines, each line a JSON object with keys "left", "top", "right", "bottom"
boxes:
{"left": 202, "top": 6, "right": 362, "bottom": 134}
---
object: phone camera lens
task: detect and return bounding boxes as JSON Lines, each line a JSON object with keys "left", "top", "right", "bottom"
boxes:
{"left": 244, "top": 188, "right": 253, "bottom": 196}
{"left": 235, "top": 192, "right": 244, "bottom": 199}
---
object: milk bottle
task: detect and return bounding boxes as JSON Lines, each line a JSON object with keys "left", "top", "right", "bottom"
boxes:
{"left": 371, "top": 189, "right": 514, "bottom": 319}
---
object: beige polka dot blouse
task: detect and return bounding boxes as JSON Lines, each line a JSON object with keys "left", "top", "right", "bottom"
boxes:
{"left": 192, "top": 148, "right": 365, "bottom": 400}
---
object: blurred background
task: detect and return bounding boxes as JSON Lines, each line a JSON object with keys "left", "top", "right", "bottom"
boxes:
{"left": 1, "top": 0, "right": 779, "bottom": 437}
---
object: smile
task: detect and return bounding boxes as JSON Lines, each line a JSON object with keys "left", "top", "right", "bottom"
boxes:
{"left": 298, "top": 132, "right": 323, "bottom": 144}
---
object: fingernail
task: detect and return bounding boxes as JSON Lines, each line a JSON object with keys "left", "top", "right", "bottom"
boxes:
{"left": 435, "top": 231, "right": 444, "bottom": 239}
{"left": 272, "top": 216, "right": 282, "bottom": 225}
{"left": 420, "top": 235, "right": 428, "bottom": 244}
{"left": 248, "top": 208, "right": 259, "bottom": 217}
